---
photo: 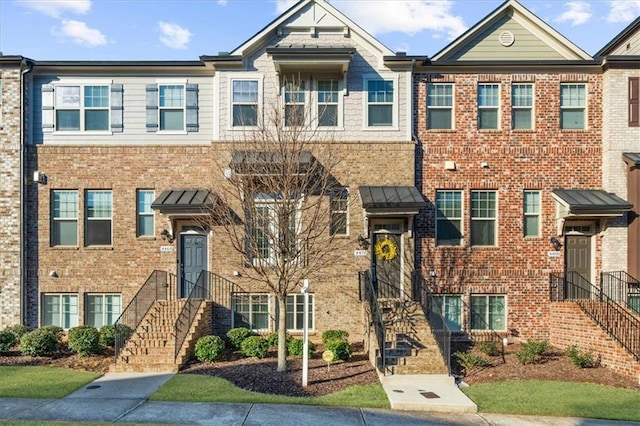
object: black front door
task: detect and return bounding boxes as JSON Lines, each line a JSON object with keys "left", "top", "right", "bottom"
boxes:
{"left": 180, "top": 234, "right": 207, "bottom": 298}
{"left": 566, "top": 235, "right": 591, "bottom": 298}
{"left": 372, "top": 233, "right": 401, "bottom": 298}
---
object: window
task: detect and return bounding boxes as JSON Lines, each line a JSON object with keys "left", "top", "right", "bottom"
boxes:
{"left": 523, "top": 190, "right": 540, "bottom": 237}
{"left": 427, "top": 83, "right": 453, "bottom": 129}
{"left": 471, "top": 295, "right": 506, "bottom": 331}
{"left": 630, "top": 77, "right": 639, "bottom": 127}
{"left": 560, "top": 83, "right": 586, "bottom": 129}
{"left": 86, "top": 190, "right": 112, "bottom": 246}
{"left": 317, "top": 80, "right": 339, "bottom": 127}
{"left": 471, "top": 190, "right": 497, "bottom": 246}
{"left": 628, "top": 294, "right": 640, "bottom": 315}
{"left": 55, "top": 85, "right": 109, "bottom": 131}
{"left": 436, "top": 190, "right": 462, "bottom": 246}
{"left": 51, "top": 190, "right": 78, "bottom": 246}
{"left": 42, "top": 294, "right": 78, "bottom": 329}
{"left": 232, "top": 294, "right": 269, "bottom": 331}
{"left": 232, "top": 80, "right": 258, "bottom": 126}
{"left": 252, "top": 195, "right": 298, "bottom": 264}
{"left": 137, "top": 190, "right": 155, "bottom": 237}
{"left": 366, "top": 78, "right": 394, "bottom": 127}
{"left": 85, "top": 294, "right": 122, "bottom": 328}
{"left": 512, "top": 83, "right": 533, "bottom": 130}
{"left": 330, "top": 188, "right": 348, "bottom": 236}
{"left": 158, "top": 85, "right": 184, "bottom": 131}
{"left": 284, "top": 80, "right": 306, "bottom": 127}
{"left": 478, "top": 84, "right": 499, "bottom": 129}
{"left": 286, "top": 294, "right": 314, "bottom": 331}
{"left": 430, "top": 295, "right": 462, "bottom": 331}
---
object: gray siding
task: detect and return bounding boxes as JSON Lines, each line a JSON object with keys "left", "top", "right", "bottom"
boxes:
{"left": 609, "top": 30, "right": 640, "bottom": 56}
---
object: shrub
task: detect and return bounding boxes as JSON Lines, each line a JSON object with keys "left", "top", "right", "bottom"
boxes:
{"left": 20, "top": 328, "right": 61, "bottom": 357}
{"left": 322, "top": 330, "right": 349, "bottom": 345}
{"left": 68, "top": 326, "right": 102, "bottom": 356}
{"left": 99, "top": 325, "right": 116, "bottom": 347}
{"left": 324, "top": 339, "right": 352, "bottom": 361}
{"left": 4, "top": 324, "right": 29, "bottom": 339}
{"left": 41, "top": 325, "right": 63, "bottom": 338}
{"left": 475, "top": 341, "right": 501, "bottom": 357}
{"left": 195, "top": 335, "right": 226, "bottom": 362}
{"left": 566, "top": 345, "right": 600, "bottom": 368}
{"left": 227, "top": 327, "right": 252, "bottom": 350}
{"left": 455, "top": 350, "right": 490, "bottom": 373}
{"left": 240, "top": 336, "right": 269, "bottom": 358}
{"left": 266, "top": 332, "right": 291, "bottom": 347}
{"left": 0, "top": 331, "right": 17, "bottom": 352}
{"left": 287, "top": 338, "right": 316, "bottom": 357}
{"left": 515, "top": 339, "right": 551, "bottom": 365}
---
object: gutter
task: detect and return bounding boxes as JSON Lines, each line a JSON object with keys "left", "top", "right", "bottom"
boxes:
{"left": 20, "top": 58, "right": 33, "bottom": 325}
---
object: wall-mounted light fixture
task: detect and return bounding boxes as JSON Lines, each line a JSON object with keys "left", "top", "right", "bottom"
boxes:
{"left": 550, "top": 236, "right": 562, "bottom": 250}
{"left": 48, "top": 270, "right": 59, "bottom": 278}
{"left": 357, "top": 235, "right": 370, "bottom": 250}
{"left": 33, "top": 171, "right": 47, "bottom": 184}
{"left": 160, "top": 229, "right": 174, "bottom": 243}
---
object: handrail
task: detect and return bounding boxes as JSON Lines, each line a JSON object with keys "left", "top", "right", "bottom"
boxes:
{"left": 114, "top": 270, "right": 177, "bottom": 363}
{"left": 550, "top": 271, "right": 640, "bottom": 361}
{"left": 202, "top": 271, "right": 247, "bottom": 336}
{"left": 174, "top": 274, "right": 206, "bottom": 362}
{"left": 601, "top": 271, "right": 640, "bottom": 314}
{"left": 359, "top": 270, "right": 386, "bottom": 375}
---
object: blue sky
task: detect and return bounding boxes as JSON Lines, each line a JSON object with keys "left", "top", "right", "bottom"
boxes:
{"left": 0, "top": 0, "right": 638, "bottom": 60}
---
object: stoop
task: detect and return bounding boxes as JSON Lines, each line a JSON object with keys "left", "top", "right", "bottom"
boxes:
{"left": 379, "top": 374, "right": 477, "bottom": 413}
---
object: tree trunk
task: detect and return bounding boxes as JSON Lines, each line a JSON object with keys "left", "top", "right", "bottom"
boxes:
{"left": 277, "top": 293, "right": 287, "bottom": 372}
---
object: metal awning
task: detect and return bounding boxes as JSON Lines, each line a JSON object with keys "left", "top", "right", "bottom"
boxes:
{"left": 151, "top": 189, "right": 214, "bottom": 215}
{"left": 623, "top": 152, "right": 640, "bottom": 166}
{"left": 230, "top": 150, "right": 313, "bottom": 175}
{"left": 552, "top": 189, "right": 632, "bottom": 217}
{"left": 359, "top": 186, "right": 426, "bottom": 215}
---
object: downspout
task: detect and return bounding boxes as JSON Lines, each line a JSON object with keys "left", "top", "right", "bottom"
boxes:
{"left": 20, "top": 58, "right": 33, "bottom": 325}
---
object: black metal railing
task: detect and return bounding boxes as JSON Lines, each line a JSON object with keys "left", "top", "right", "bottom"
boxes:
{"left": 201, "top": 271, "right": 247, "bottom": 336}
{"left": 174, "top": 274, "right": 207, "bottom": 362}
{"left": 114, "top": 270, "right": 177, "bottom": 363}
{"left": 601, "top": 271, "right": 640, "bottom": 315}
{"left": 359, "top": 270, "right": 386, "bottom": 374}
{"left": 550, "top": 271, "right": 640, "bottom": 361}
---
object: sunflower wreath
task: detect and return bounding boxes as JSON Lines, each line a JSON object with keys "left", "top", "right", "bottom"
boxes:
{"left": 374, "top": 238, "right": 397, "bottom": 262}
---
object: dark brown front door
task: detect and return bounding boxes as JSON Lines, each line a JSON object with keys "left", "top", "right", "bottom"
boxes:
{"left": 372, "top": 233, "right": 401, "bottom": 298}
{"left": 566, "top": 235, "right": 591, "bottom": 298}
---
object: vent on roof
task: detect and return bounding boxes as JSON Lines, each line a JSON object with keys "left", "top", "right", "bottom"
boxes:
{"left": 499, "top": 31, "right": 515, "bottom": 47}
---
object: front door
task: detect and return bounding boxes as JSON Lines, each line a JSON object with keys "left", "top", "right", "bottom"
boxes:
{"left": 565, "top": 234, "right": 591, "bottom": 298}
{"left": 180, "top": 234, "right": 207, "bottom": 298}
{"left": 372, "top": 227, "right": 402, "bottom": 298}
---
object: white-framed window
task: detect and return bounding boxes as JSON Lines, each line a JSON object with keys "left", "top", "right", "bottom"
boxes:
{"left": 232, "top": 293, "right": 269, "bottom": 331}
{"left": 86, "top": 190, "right": 112, "bottom": 246}
{"left": 317, "top": 79, "right": 340, "bottom": 127}
{"left": 137, "top": 189, "right": 155, "bottom": 237}
{"left": 159, "top": 84, "right": 185, "bottom": 131}
{"left": 284, "top": 80, "right": 306, "bottom": 127}
{"left": 435, "top": 190, "right": 462, "bottom": 246}
{"left": 232, "top": 79, "right": 259, "bottom": 127}
{"left": 42, "top": 294, "right": 78, "bottom": 329}
{"left": 286, "top": 294, "right": 314, "bottom": 331}
{"left": 55, "top": 85, "right": 109, "bottom": 131}
{"left": 330, "top": 188, "right": 348, "bottom": 236}
{"left": 471, "top": 295, "right": 506, "bottom": 331}
{"left": 512, "top": 83, "right": 533, "bottom": 130}
{"left": 478, "top": 83, "right": 499, "bottom": 129}
{"left": 427, "top": 83, "right": 453, "bottom": 130}
{"left": 365, "top": 75, "right": 396, "bottom": 127}
{"left": 85, "top": 294, "right": 122, "bottom": 328}
{"left": 51, "top": 190, "right": 78, "bottom": 247}
{"left": 523, "top": 190, "right": 541, "bottom": 237}
{"left": 560, "top": 83, "right": 586, "bottom": 129}
{"left": 430, "top": 295, "right": 462, "bottom": 331}
{"left": 471, "top": 190, "right": 497, "bottom": 246}
{"left": 252, "top": 194, "right": 299, "bottom": 265}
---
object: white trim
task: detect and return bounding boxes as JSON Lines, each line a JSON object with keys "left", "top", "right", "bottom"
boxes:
{"left": 228, "top": 73, "right": 263, "bottom": 130}
{"left": 362, "top": 73, "right": 399, "bottom": 130}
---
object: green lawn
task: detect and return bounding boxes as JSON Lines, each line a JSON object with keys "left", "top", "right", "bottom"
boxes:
{"left": 463, "top": 380, "right": 640, "bottom": 422}
{"left": 151, "top": 374, "right": 390, "bottom": 409}
{"left": 0, "top": 366, "right": 100, "bottom": 399}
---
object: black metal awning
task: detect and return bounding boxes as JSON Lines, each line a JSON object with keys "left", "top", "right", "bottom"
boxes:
{"left": 623, "top": 152, "right": 640, "bottom": 166}
{"left": 359, "top": 186, "right": 426, "bottom": 215}
{"left": 552, "top": 189, "right": 632, "bottom": 216}
{"left": 151, "top": 189, "right": 214, "bottom": 215}
{"left": 230, "top": 150, "right": 313, "bottom": 175}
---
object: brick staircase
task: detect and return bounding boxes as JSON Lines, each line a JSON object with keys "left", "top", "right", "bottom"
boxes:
{"left": 380, "top": 299, "right": 449, "bottom": 375}
{"left": 111, "top": 299, "right": 209, "bottom": 373}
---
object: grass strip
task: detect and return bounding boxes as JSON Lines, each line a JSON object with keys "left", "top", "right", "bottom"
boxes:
{"left": 0, "top": 366, "right": 101, "bottom": 399}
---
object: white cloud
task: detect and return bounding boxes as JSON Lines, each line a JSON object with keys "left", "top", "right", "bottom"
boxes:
{"left": 553, "top": 2, "right": 592, "bottom": 26}
{"left": 52, "top": 20, "right": 107, "bottom": 47}
{"left": 606, "top": 0, "right": 640, "bottom": 23}
{"left": 16, "top": 0, "right": 90, "bottom": 18}
{"left": 275, "top": 0, "right": 297, "bottom": 13}
{"left": 158, "top": 22, "right": 192, "bottom": 50}
{"left": 217, "top": 0, "right": 228, "bottom": 5}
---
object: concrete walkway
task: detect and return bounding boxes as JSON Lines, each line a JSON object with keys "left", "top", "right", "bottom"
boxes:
{"left": 1, "top": 372, "right": 639, "bottom": 425}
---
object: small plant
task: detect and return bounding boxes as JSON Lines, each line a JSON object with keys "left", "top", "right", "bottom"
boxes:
{"left": 99, "top": 325, "right": 116, "bottom": 347}
{"left": 20, "top": 327, "right": 61, "bottom": 357}
{"left": 515, "top": 339, "right": 552, "bottom": 365}
{"left": 322, "top": 330, "right": 349, "bottom": 344}
{"left": 40, "top": 325, "right": 64, "bottom": 338}
{"left": 0, "top": 330, "right": 17, "bottom": 352}
{"left": 226, "top": 327, "right": 252, "bottom": 350}
{"left": 4, "top": 324, "right": 29, "bottom": 339}
{"left": 287, "top": 338, "right": 316, "bottom": 357}
{"left": 566, "top": 345, "right": 601, "bottom": 368}
{"left": 68, "top": 326, "right": 102, "bottom": 356}
{"left": 475, "top": 341, "right": 501, "bottom": 357}
{"left": 195, "top": 335, "right": 226, "bottom": 362}
{"left": 455, "top": 350, "right": 490, "bottom": 373}
{"left": 240, "top": 336, "right": 269, "bottom": 359}
{"left": 324, "top": 339, "right": 352, "bottom": 361}
{"left": 266, "top": 332, "right": 291, "bottom": 347}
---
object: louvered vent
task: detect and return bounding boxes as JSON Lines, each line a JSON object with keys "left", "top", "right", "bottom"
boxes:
{"left": 499, "top": 31, "right": 515, "bottom": 47}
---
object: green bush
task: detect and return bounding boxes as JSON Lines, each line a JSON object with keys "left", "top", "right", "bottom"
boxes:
{"left": 4, "top": 324, "right": 29, "bottom": 339}
{"left": 0, "top": 330, "right": 17, "bottom": 352}
{"left": 287, "top": 338, "right": 316, "bottom": 357}
{"left": 515, "top": 339, "right": 552, "bottom": 365}
{"left": 455, "top": 350, "right": 490, "bottom": 373}
{"left": 226, "top": 327, "right": 252, "bottom": 350}
{"left": 20, "top": 328, "right": 61, "bottom": 357}
{"left": 41, "top": 325, "right": 63, "bottom": 338}
{"left": 475, "top": 341, "right": 501, "bottom": 357}
{"left": 68, "top": 326, "right": 102, "bottom": 356}
{"left": 566, "top": 345, "right": 600, "bottom": 368}
{"left": 240, "top": 336, "right": 269, "bottom": 358}
{"left": 195, "top": 335, "right": 226, "bottom": 362}
{"left": 266, "top": 332, "right": 291, "bottom": 347}
{"left": 324, "top": 339, "right": 351, "bottom": 361}
{"left": 322, "top": 330, "right": 349, "bottom": 345}
{"left": 99, "top": 325, "right": 116, "bottom": 347}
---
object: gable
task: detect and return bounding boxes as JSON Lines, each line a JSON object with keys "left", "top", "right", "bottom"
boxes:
{"left": 597, "top": 17, "right": 640, "bottom": 57}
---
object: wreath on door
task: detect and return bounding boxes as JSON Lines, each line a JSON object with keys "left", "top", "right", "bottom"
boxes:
{"left": 374, "top": 237, "right": 397, "bottom": 262}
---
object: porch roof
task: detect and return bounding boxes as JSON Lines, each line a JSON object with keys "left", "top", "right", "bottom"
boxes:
{"left": 552, "top": 189, "right": 632, "bottom": 216}
{"left": 623, "top": 152, "right": 640, "bottom": 166}
{"left": 358, "top": 186, "right": 426, "bottom": 215}
{"left": 151, "top": 189, "right": 214, "bottom": 214}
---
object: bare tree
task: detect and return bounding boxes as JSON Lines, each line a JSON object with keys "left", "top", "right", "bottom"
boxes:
{"left": 204, "top": 80, "right": 349, "bottom": 372}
